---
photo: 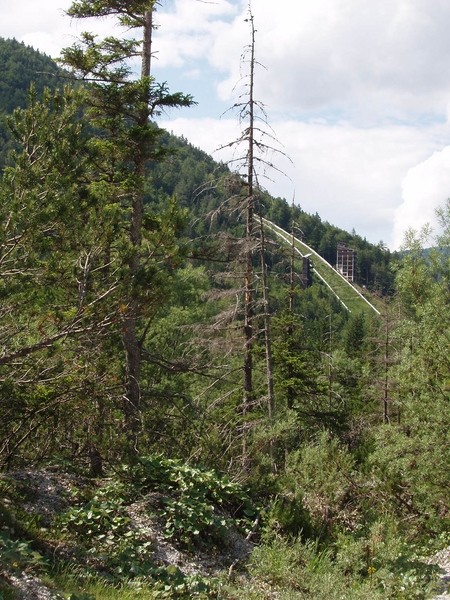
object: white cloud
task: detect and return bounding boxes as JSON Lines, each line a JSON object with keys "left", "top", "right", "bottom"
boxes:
{"left": 0, "top": 0, "right": 69, "bottom": 57}
{"left": 0, "top": 0, "right": 126, "bottom": 58}
{"left": 161, "top": 114, "right": 449, "bottom": 247}
{"left": 393, "top": 147, "right": 450, "bottom": 248}
{"left": 198, "top": 0, "right": 450, "bottom": 122}
{"left": 154, "top": 0, "right": 238, "bottom": 68}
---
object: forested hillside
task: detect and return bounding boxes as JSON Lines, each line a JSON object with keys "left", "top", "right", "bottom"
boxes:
{"left": 0, "top": 6, "right": 449, "bottom": 598}
{"left": 0, "top": 38, "right": 61, "bottom": 171}
{"left": 0, "top": 37, "right": 395, "bottom": 294}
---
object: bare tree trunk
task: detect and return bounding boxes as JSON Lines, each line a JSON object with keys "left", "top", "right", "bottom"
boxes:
{"left": 383, "top": 317, "right": 390, "bottom": 424}
{"left": 258, "top": 214, "right": 276, "bottom": 470}
{"left": 141, "top": 9, "right": 153, "bottom": 78}
{"left": 123, "top": 303, "right": 142, "bottom": 453}
{"left": 241, "top": 9, "right": 256, "bottom": 472}
{"left": 223, "top": 4, "right": 283, "bottom": 472}
{"left": 286, "top": 199, "right": 296, "bottom": 409}
{"left": 122, "top": 5, "right": 153, "bottom": 456}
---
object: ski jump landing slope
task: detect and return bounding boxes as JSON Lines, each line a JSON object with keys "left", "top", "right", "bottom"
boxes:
{"left": 261, "top": 217, "right": 381, "bottom": 317}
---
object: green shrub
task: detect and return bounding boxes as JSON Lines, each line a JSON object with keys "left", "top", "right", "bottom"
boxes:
{"left": 282, "top": 431, "right": 359, "bottom": 539}
{"left": 57, "top": 482, "right": 131, "bottom": 543}
{"left": 125, "top": 455, "right": 256, "bottom": 548}
{"left": 334, "top": 520, "right": 437, "bottom": 599}
{"left": 0, "top": 529, "right": 46, "bottom": 572}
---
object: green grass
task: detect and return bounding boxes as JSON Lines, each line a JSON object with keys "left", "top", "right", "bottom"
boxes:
{"left": 47, "top": 566, "right": 217, "bottom": 599}
{"left": 45, "top": 573, "right": 161, "bottom": 600}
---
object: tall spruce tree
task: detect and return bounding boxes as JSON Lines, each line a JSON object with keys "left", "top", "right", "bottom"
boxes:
{"left": 60, "top": 0, "right": 193, "bottom": 455}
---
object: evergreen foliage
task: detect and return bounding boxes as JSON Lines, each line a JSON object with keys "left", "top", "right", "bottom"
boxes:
{"left": 0, "top": 37, "right": 62, "bottom": 169}
{"left": 0, "top": 11, "right": 448, "bottom": 600}
{"left": 0, "top": 38, "right": 60, "bottom": 113}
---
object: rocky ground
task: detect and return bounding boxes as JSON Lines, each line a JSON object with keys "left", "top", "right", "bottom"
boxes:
{"left": 3, "top": 572, "right": 63, "bottom": 600}
{"left": 0, "top": 469, "right": 253, "bottom": 598}
{"left": 430, "top": 546, "right": 450, "bottom": 600}
{"left": 0, "top": 469, "right": 448, "bottom": 599}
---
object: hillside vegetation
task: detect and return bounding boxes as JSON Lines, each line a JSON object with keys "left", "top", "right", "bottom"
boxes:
{"left": 0, "top": 8, "right": 449, "bottom": 599}
{"left": 0, "top": 38, "right": 61, "bottom": 171}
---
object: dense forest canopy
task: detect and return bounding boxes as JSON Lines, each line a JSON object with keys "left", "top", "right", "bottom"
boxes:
{"left": 0, "top": 38, "right": 60, "bottom": 112}
{"left": 0, "top": 14, "right": 448, "bottom": 600}
{"left": 0, "top": 38, "right": 61, "bottom": 170}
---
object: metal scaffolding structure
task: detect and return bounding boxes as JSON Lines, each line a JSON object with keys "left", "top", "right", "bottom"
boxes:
{"left": 336, "top": 242, "right": 356, "bottom": 282}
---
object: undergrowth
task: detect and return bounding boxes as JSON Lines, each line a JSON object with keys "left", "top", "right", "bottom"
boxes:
{"left": 0, "top": 456, "right": 254, "bottom": 599}
{"left": 0, "top": 455, "right": 445, "bottom": 600}
{"left": 125, "top": 455, "right": 256, "bottom": 548}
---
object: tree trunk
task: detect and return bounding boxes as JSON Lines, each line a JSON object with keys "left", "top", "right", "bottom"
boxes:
{"left": 241, "top": 10, "right": 256, "bottom": 472}
{"left": 258, "top": 214, "right": 276, "bottom": 470}
{"left": 122, "top": 4, "right": 153, "bottom": 456}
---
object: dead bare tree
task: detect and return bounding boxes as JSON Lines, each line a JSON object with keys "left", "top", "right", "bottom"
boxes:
{"left": 217, "top": 3, "right": 292, "bottom": 473}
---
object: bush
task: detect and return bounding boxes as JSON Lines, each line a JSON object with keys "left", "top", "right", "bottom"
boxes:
{"left": 282, "top": 431, "right": 359, "bottom": 538}
{"left": 124, "top": 455, "right": 256, "bottom": 548}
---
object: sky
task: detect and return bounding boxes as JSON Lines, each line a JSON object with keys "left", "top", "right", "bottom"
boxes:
{"left": 2, "top": 0, "right": 450, "bottom": 249}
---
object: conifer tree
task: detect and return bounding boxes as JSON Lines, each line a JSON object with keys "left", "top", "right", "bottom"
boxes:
{"left": 61, "top": 0, "right": 193, "bottom": 455}
{"left": 0, "top": 85, "right": 118, "bottom": 469}
{"left": 220, "top": 4, "right": 287, "bottom": 471}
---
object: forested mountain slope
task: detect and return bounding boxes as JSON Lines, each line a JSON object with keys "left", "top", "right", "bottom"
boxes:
{"left": 0, "top": 38, "right": 61, "bottom": 170}
{"left": 0, "top": 36, "right": 395, "bottom": 295}
{"left": 0, "top": 25, "right": 448, "bottom": 600}
{"left": 0, "top": 38, "right": 60, "bottom": 112}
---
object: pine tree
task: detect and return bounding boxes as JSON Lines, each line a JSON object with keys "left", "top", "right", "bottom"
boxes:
{"left": 61, "top": 0, "right": 193, "bottom": 455}
{"left": 0, "top": 85, "right": 119, "bottom": 469}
